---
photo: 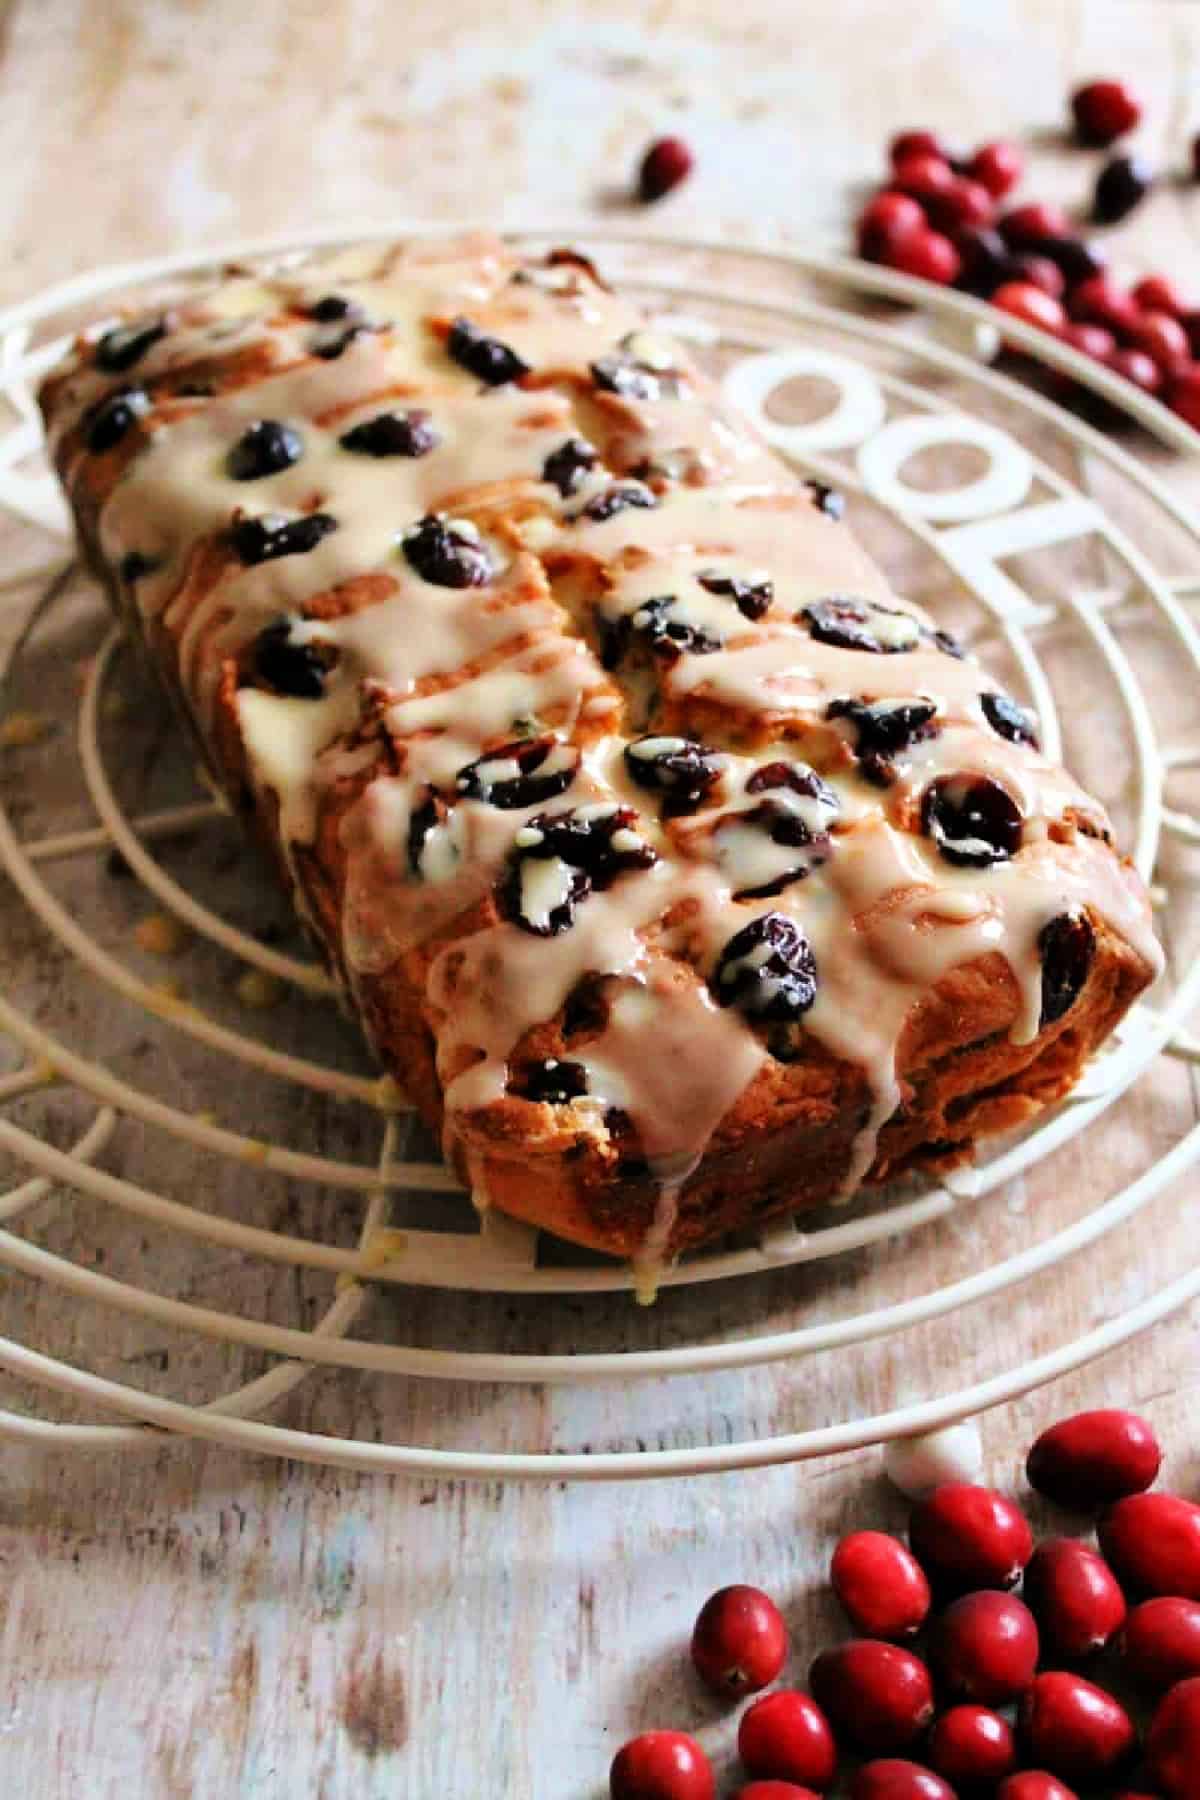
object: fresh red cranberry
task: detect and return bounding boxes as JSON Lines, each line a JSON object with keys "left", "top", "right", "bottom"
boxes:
{"left": 1061, "top": 321, "right": 1118, "bottom": 362}
{"left": 809, "top": 1641, "right": 934, "bottom": 1756}
{"left": 996, "top": 1778, "right": 1078, "bottom": 1800}
{"left": 990, "top": 281, "right": 1066, "bottom": 338}
{"left": 690, "top": 1586, "right": 787, "bottom": 1697}
{"left": 1132, "top": 273, "right": 1186, "bottom": 316}
{"left": 1147, "top": 1675, "right": 1200, "bottom": 1797}
{"left": 636, "top": 136, "right": 694, "bottom": 203}
{"left": 884, "top": 228, "right": 961, "bottom": 286}
{"left": 857, "top": 192, "right": 926, "bottom": 261}
{"left": 893, "top": 154, "right": 956, "bottom": 214}
{"left": 1100, "top": 1492, "right": 1200, "bottom": 1597}
{"left": 851, "top": 1762, "right": 954, "bottom": 1800}
{"left": 926, "top": 177, "right": 995, "bottom": 233}
{"left": 732, "top": 1786, "right": 821, "bottom": 1800}
{"left": 930, "top": 1591, "right": 1039, "bottom": 1705}
{"left": 731, "top": 1786, "right": 821, "bottom": 1800}
{"left": 1094, "top": 154, "right": 1154, "bottom": 225}
{"left": 1168, "top": 365, "right": 1200, "bottom": 429}
{"left": 1000, "top": 202, "right": 1073, "bottom": 247}
{"left": 909, "top": 1484, "right": 1034, "bottom": 1593}
{"left": 1121, "top": 1596, "right": 1200, "bottom": 1692}
{"left": 1023, "top": 1539, "right": 1126, "bottom": 1660}
{"left": 1131, "top": 309, "right": 1191, "bottom": 374}
{"left": 928, "top": 1705, "right": 1017, "bottom": 1790}
{"left": 1071, "top": 80, "right": 1143, "bottom": 146}
{"left": 737, "top": 1691, "right": 837, "bottom": 1790}
{"left": 1019, "top": 1671, "right": 1137, "bottom": 1783}
{"left": 831, "top": 1533, "right": 931, "bottom": 1642}
{"left": 1008, "top": 255, "right": 1065, "bottom": 299}
{"left": 610, "top": 1731, "right": 715, "bottom": 1799}
{"left": 1107, "top": 346, "right": 1164, "bottom": 397}
{"left": 969, "top": 141, "right": 1023, "bottom": 200}
{"left": 890, "top": 129, "right": 952, "bottom": 168}
{"left": 1067, "top": 275, "right": 1142, "bottom": 339}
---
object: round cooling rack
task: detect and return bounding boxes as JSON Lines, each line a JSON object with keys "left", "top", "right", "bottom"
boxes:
{"left": 1, "top": 226, "right": 1200, "bottom": 1480}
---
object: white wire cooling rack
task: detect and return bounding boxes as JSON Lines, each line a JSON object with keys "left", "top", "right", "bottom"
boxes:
{"left": 1, "top": 225, "right": 1200, "bottom": 1479}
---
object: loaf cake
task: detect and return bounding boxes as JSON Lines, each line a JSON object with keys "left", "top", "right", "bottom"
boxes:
{"left": 39, "top": 233, "right": 1162, "bottom": 1273}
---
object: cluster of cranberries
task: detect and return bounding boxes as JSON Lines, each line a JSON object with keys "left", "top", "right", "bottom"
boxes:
{"left": 853, "top": 82, "right": 1200, "bottom": 432}
{"left": 609, "top": 1409, "right": 1200, "bottom": 1798}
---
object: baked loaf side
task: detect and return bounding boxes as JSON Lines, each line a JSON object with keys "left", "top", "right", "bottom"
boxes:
{"left": 39, "top": 234, "right": 1162, "bottom": 1270}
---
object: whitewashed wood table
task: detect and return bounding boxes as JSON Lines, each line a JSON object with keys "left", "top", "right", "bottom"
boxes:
{"left": 2, "top": 3, "right": 1200, "bottom": 1794}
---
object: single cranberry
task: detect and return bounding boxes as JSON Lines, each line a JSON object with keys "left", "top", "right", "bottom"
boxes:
{"left": 953, "top": 225, "right": 1013, "bottom": 295}
{"left": 1008, "top": 255, "right": 1066, "bottom": 299}
{"left": 1094, "top": 154, "right": 1154, "bottom": 225}
{"left": 996, "top": 1778, "right": 1078, "bottom": 1800}
{"left": 690, "top": 1586, "right": 787, "bottom": 1697}
{"left": 1028, "top": 1411, "right": 1162, "bottom": 1508}
{"left": 931, "top": 1591, "right": 1040, "bottom": 1705}
{"left": 636, "top": 136, "right": 694, "bottom": 202}
{"left": 1061, "top": 321, "right": 1118, "bottom": 362}
{"left": 1168, "top": 365, "right": 1200, "bottom": 429}
{"left": 928, "top": 1705, "right": 1017, "bottom": 1790}
{"left": 1072, "top": 79, "right": 1143, "bottom": 145}
{"left": 1133, "top": 273, "right": 1186, "bottom": 316}
{"left": 447, "top": 317, "right": 529, "bottom": 386}
{"left": 831, "top": 1533, "right": 931, "bottom": 1642}
{"left": 1131, "top": 309, "right": 1191, "bottom": 374}
{"left": 232, "top": 511, "right": 338, "bottom": 566}
{"left": 969, "top": 140, "right": 1023, "bottom": 200}
{"left": 1107, "top": 346, "right": 1163, "bottom": 397}
{"left": 737, "top": 1691, "right": 837, "bottom": 1789}
{"left": 893, "top": 152, "right": 956, "bottom": 205}
{"left": 1121, "top": 1597, "right": 1200, "bottom": 1692}
{"left": 857, "top": 192, "right": 926, "bottom": 261}
{"left": 890, "top": 129, "right": 951, "bottom": 168}
{"left": 1038, "top": 912, "right": 1095, "bottom": 1024}
{"left": 809, "top": 1641, "right": 934, "bottom": 1756}
{"left": 1000, "top": 202, "right": 1073, "bottom": 247}
{"left": 1147, "top": 1675, "right": 1200, "bottom": 1797}
{"left": 1019, "top": 1671, "right": 1137, "bottom": 1783}
{"left": 885, "top": 228, "right": 961, "bottom": 286}
{"left": 926, "top": 177, "right": 995, "bottom": 234}
{"left": 851, "top": 1762, "right": 954, "bottom": 1800}
{"left": 909, "top": 1484, "right": 1034, "bottom": 1593}
{"left": 731, "top": 1786, "right": 821, "bottom": 1800}
{"left": 1100, "top": 1492, "right": 1200, "bottom": 1597}
{"left": 713, "top": 912, "right": 818, "bottom": 1024}
{"left": 1067, "top": 274, "right": 1141, "bottom": 338}
{"left": 1023, "top": 1539, "right": 1126, "bottom": 1660}
{"left": 610, "top": 1731, "right": 715, "bottom": 1800}
{"left": 991, "top": 281, "right": 1067, "bottom": 338}
{"left": 225, "top": 419, "right": 304, "bottom": 481}
{"left": 1038, "top": 235, "right": 1108, "bottom": 286}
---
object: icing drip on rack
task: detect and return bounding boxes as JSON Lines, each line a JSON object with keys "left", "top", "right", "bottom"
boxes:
{"left": 44, "top": 232, "right": 1164, "bottom": 1271}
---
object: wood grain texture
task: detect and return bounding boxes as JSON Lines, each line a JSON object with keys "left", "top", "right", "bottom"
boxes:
{"left": 1, "top": 3, "right": 1200, "bottom": 1795}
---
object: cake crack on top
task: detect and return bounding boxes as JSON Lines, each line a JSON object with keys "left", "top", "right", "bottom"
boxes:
{"left": 38, "top": 231, "right": 1162, "bottom": 1267}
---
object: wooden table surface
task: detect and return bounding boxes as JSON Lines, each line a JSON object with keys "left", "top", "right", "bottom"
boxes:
{"left": 2, "top": 3, "right": 1200, "bottom": 1796}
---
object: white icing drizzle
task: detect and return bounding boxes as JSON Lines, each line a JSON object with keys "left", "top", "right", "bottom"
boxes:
{"left": 44, "top": 232, "right": 1164, "bottom": 1271}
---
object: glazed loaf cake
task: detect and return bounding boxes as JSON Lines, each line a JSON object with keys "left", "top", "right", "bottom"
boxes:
{"left": 39, "top": 233, "right": 1162, "bottom": 1270}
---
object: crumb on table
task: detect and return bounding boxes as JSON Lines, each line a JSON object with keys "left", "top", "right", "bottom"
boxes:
{"left": 234, "top": 967, "right": 284, "bottom": 1010}
{"left": 133, "top": 912, "right": 190, "bottom": 957}
{"left": 0, "top": 711, "right": 53, "bottom": 749}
